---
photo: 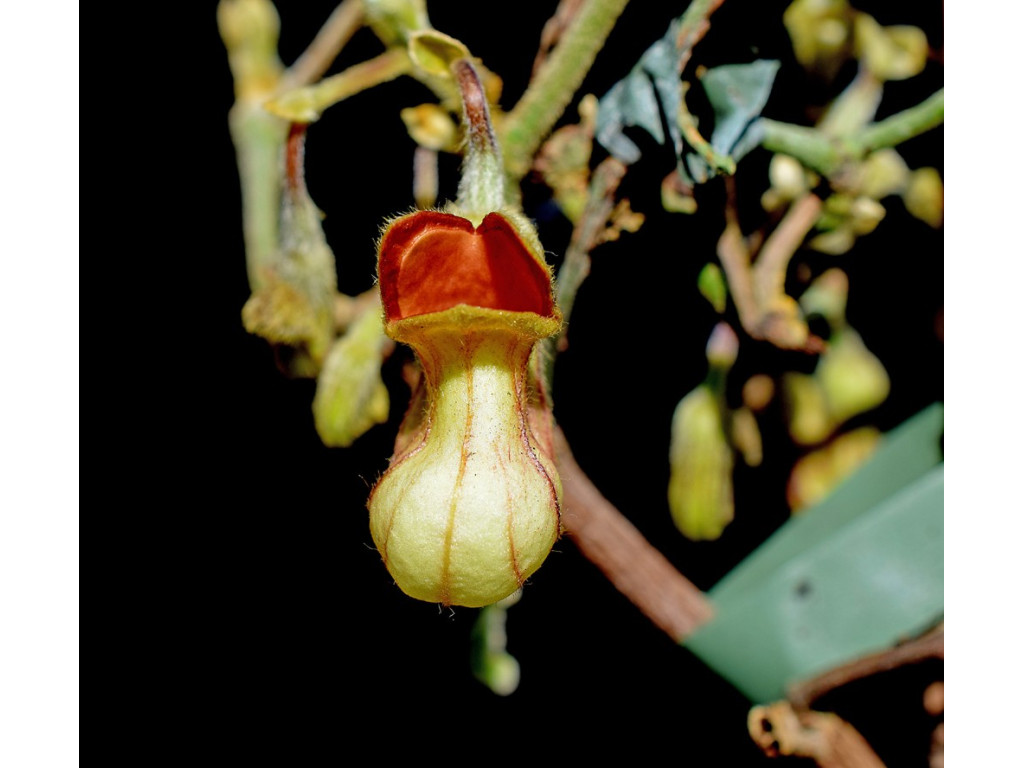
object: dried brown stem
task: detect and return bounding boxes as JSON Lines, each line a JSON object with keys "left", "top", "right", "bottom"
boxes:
{"left": 717, "top": 179, "right": 759, "bottom": 330}
{"left": 283, "top": 0, "right": 365, "bottom": 90}
{"left": 554, "top": 427, "right": 715, "bottom": 641}
{"left": 717, "top": 180, "right": 823, "bottom": 351}
{"left": 752, "top": 192, "right": 822, "bottom": 306}
{"left": 749, "top": 702, "right": 887, "bottom": 768}
{"left": 788, "top": 626, "right": 944, "bottom": 709}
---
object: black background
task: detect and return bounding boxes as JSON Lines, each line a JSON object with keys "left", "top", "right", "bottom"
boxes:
{"left": 172, "top": 1, "right": 942, "bottom": 762}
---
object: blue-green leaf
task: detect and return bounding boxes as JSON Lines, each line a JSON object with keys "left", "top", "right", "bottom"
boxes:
{"left": 701, "top": 59, "right": 780, "bottom": 160}
{"left": 595, "top": 20, "right": 681, "bottom": 165}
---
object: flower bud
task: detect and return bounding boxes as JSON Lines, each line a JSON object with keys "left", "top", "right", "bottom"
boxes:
{"left": 854, "top": 14, "right": 929, "bottom": 82}
{"left": 816, "top": 327, "right": 890, "bottom": 425}
{"left": 903, "top": 167, "right": 944, "bottom": 228}
{"left": 668, "top": 323, "right": 738, "bottom": 541}
{"left": 858, "top": 149, "right": 910, "bottom": 201}
{"left": 698, "top": 263, "right": 728, "bottom": 314}
{"left": 668, "top": 385, "right": 735, "bottom": 541}
{"left": 783, "top": 0, "right": 854, "bottom": 80}
{"left": 787, "top": 426, "right": 880, "bottom": 510}
{"left": 313, "top": 302, "right": 391, "bottom": 447}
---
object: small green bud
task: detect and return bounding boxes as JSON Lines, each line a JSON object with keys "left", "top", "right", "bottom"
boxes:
{"left": 903, "top": 167, "right": 944, "bottom": 228}
{"left": 732, "top": 406, "right": 764, "bottom": 467}
{"left": 784, "top": 372, "right": 832, "bottom": 445}
{"left": 809, "top": 225, "right": 856, "bottom": 255}
{"left": 854, "top": 14, "right": 929, "bottom": 82}
{"left": 787, "top": 426, "right": 880, "bottom": 510}
{"left": 312, "top": 306, "right": 391, "bottom": 448}
{"left": 769, "top": 154, "right": 811, "bottom": 199}
{"left": 400, "top": 103, "right": 459, "bottom": 151}
{"left": 858, "top": 149, "right": 910, "bottom": 200}
{"left": 849, "top": 196, "right": 886, "bottom": 235}
{"left": 799, "top": 267, "right": 848, "bottom": 325}
{"left": 471, "top": 596, "right": 521, "bottom": 696}
{"left": 698, "top": 263, "right": 728, "bottom": 314}
{"left": 668, "top": 385, "right": 735, "bottom": 541}
{"left": 706, "top": 321, "right": 739, "bottom": 369}
{"left": 817, "top": 327, "right": 890, "bottom": 425}
{"left": 783, "top": 0, "right": 854, "bottom": 79}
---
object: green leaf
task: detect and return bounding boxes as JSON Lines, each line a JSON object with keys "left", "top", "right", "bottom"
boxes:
{"left": 686, "top": 404, "right": 943, "bottom": 703}
{"left": 701, "top": 59, "right": 780, "bottom": 160}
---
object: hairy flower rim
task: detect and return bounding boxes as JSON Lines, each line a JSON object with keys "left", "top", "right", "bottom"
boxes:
{"left": 378, "top": 210, "right": 556, "bottom": 324}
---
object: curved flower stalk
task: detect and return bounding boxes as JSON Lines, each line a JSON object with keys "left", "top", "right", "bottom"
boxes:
{"left": 368, "top": 58, "right": 563, "bottom": 607}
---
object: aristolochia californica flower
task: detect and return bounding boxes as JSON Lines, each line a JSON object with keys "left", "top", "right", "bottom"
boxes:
{"left": 368, "top": 208, "right": 563, "bottom": 607}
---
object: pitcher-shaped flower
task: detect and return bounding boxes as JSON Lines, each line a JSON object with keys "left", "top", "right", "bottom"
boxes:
{"left": 368, "top": 208, "right": 563, "bottom": 607}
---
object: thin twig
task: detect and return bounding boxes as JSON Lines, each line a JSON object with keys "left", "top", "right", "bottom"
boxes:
{"left": 788, "top": 626, "right": 944, "bottom": 709}
{"left": 267, "top": 48, "right": 412, "bottom": 122}
{"left": 282, "top": 0, "right": 365, "bottom": 90}
{"left": 554, "top": 427, "right": 715, "bottom": 642}
{"left": 716, "top": 177, "right": 759, "bottom": 330}
{"left": 678, "top": 86, "right": 736, "bottom": 174}
{"left": 858, "top": 88, "right": 944, "bottom": 154}
{"left": 716, "top": 181, "right": 824, "bottom": 350}
{"left": 674, "top": 0, "right": 726, "bottom": 75}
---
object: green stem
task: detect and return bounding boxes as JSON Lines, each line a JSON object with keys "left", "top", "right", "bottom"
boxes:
{"left": 857, "top": 88, "right": 944, "bottom": 154}
{"left": 282, "top": 0, "right": 365, "bottom": 90}
{"left": 679, "top": 87, "right": 735, "bottom": 175}
{"left": 228, "top": 103, "right": 287, "bottom": 289}
{"left": 760, "top": 88, "right": 945, "bottom": 176}
{"left": 266, "top": 48, "right": 412, "bottom": 122}
{"left": 501, "top": 0, "right": 631, "bottom": 180}
{"left": 759, "top": 119, "right": 841, "bottom": 176}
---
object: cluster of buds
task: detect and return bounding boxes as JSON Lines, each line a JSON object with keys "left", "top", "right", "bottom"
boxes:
{"left": 772, "top": 0, "right": 942, "bottom": 253}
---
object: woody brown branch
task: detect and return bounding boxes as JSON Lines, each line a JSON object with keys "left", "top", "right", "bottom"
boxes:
{"left": 554, "top": 427, "right": 715, "bottom": 641}
{"left": 788, "top": 625, "right": 944, "bottom": 709}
